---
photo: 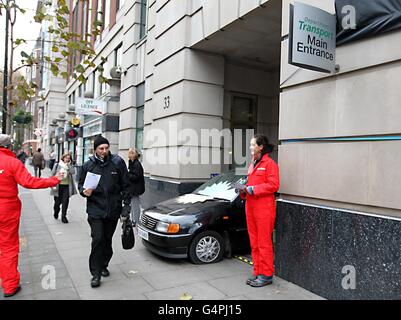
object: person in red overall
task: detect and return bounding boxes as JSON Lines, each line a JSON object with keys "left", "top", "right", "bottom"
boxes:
{"left": 239, "top": 134, "right": 280, "bottom": 287}
{"left": 0, "top": 134, "right": 63, "bottom": 297}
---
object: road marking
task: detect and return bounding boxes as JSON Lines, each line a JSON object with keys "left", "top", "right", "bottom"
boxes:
{"left": 234, "top": 255, "right": 253, "bottom": 266}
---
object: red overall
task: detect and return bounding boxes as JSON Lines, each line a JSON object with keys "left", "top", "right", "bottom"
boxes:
{"left": 241, "top": 153, "right": 280, "bottom": 277}
{"left": 0, "top": 148, "right": 59, "bottom": 294}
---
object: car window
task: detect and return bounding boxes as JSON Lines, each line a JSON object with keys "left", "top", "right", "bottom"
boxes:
{"left": 194, "top": 173, "right": 247, "bottom": 202}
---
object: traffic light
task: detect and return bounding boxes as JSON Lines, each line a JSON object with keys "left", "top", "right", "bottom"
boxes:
{"left": 66, "top": 127, "right": 79, "bottom": 141}
{"left": 66, "top": 118, "right": 80, "bottom": 141}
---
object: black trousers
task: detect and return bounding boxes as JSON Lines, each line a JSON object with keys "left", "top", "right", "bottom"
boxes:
{"left": 87, "top": 217, "right": 119, "bottom": 277}
{"left": 54, "top": 185, "right": 70, "bottom": 218}
{"left": 49, "top": 159, "right": 56, "bottom": 171}
{"left": 34, "top": 165, "right": 42, "bottom": 177}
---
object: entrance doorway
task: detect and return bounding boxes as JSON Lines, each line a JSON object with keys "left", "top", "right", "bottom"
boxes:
{"left": 229, "top": 93, "right": 258, "bottom": 171}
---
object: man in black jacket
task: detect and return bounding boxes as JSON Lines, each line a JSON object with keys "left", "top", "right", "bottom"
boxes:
{"left": 78, "top": 136, "right": 131, "bottom": 288}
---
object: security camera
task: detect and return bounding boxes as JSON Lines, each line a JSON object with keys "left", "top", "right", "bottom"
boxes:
{"left": 110, "top": 65, "right": 126, "bottom": 79}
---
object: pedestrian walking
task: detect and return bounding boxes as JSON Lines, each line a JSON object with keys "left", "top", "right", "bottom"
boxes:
{"left": 127, "top": 148, "right": 145, "bottom": 226}
{"left": 78, "top": 136, "right": 131, "bottom": 288}
{"left": 50, "top": 153, "right": 77, "bottom": 223}
{"left": 32, "top": 148, "right": 45, "bottom": 177}
{"left": 238, "top": 134, "right": 280, "bottom": 287}
{"left": 0, "top": 134, "right": 64, "bottom": 298}
{"left": 49, "top": 149, "right": 56, "bottom": 171}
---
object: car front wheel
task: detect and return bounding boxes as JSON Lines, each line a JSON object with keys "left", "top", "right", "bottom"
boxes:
{"left": 188, "top": 230, "right": 225, "bottom": 264}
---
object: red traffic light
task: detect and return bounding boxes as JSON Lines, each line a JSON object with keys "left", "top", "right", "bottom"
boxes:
{"left": 67, "top": 128, "right": 78, "bottom": 140}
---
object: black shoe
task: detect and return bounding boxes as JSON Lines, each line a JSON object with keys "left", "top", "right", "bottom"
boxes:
{"left": 101, "top": 268, "right": 110, "bottom": 277}
{"left": 54, "top": 212, "right": 59, "bottom": 219}
{"left": 90, "top": 276, "right": 101, "bottom": 288}
{"left": 249, "top": 275, "right": 273, "bottom": 287}
{"left": 61, "top": 216, "right": 69, "bottom": 223}
{"left": 246, "top": 275, "right": 258, "bottom": 285}
{"left": 4, "top": 285, "right": 21, "bottom": 298}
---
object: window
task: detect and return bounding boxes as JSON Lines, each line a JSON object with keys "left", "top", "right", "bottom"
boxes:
{"left": 136, "top": 107, "right": 144, "bottom": 152}
{"left": 87, "top": 0, "right": 93, "bottom": 36}
{"left": 81, "top": 1, "right": 88, "bottom": 40}
{"left": 75, "top": 89, "right": 80, "bottom": 103}
{"left": 114, "top": 44, "right": 122, "bottom": 67}
{"left": 135, "top": 83, "right": 145, "bottom": 152}
{"left": 97, "top": 0, "right": 110, "bottom": 31}
{"left": 71, "top": 6, "right": 79, "bottom": 72}
{"left": 91, "top": 72, "right": 96, "bottom": 96}
{"left": 117, "top": 0, "right": 125, "bottom": 11}
{"left": 104, "top": 0, "right": 110, "bottom": 29}
{"left": 139, "top": 0, "right": 147, "bottom": 39}
{"left": 97, "top": 0, "right": 105, "bottom": 32}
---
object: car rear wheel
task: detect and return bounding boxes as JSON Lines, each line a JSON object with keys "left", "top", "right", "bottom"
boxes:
{"left": 188, "top": 230, "right": 225, "bottom": 264}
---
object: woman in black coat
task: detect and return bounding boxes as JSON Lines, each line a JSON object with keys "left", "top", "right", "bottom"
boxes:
{"left": 128, "top": 148, "right": 145, "bottom": 225}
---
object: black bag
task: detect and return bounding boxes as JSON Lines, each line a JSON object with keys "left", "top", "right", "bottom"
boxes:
{"left": 121, "top": 218, "right": 135, "bottom": 250}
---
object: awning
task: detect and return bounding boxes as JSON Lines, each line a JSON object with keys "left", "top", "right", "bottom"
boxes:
{"left": 22, "top": 140, "right": 39, "bottom": 144}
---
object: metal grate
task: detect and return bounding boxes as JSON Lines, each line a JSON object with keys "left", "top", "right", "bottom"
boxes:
{"left": 140, "top": 213, "right": 158, "bottom": 230}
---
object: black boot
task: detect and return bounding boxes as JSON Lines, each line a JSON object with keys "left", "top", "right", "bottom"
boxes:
{"left": 91, "top": 276, "right": 101, "bottom": 288}
{"left": 62, "top": 216, "right": 69, "bottom": 223}
{"left": 54, "top": 212, "right": 59, "bottom": 219}
{"left": 101, "top": 268, "right": 110, "bottom": 277}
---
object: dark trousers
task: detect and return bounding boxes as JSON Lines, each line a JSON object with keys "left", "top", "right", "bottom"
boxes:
{"left": 34, "top": 165, "right": 42, "bottom": 178}
{"left": 87, "top": 217, "right": 118, "bottom": 277}
{"left": 49, "top": 159, "right": 56, "bottom": 171}
{"left": 54, "top": 185, "right": 70, "bottom": 218}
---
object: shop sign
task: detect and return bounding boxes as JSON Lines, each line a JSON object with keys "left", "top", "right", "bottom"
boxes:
{"left": 76, "top": 98, "right": 106, "bottom": 116}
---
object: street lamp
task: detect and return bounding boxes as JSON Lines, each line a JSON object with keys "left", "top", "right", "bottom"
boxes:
{"left": 2, "top": 0, "right": 10, "bottom": 134}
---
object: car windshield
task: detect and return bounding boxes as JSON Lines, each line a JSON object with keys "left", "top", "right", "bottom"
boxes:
{"left": 193, "top": 173, "right": 247, "bottom": 202}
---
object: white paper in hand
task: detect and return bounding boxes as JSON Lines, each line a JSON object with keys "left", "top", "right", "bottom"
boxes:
{"left": 83, "top": 172, "right": 101, "bottom": 190}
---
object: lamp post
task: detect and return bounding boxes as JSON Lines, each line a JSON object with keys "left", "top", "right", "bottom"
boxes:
{"left": 2, "top": 0, "right": 10, "bottom": 134}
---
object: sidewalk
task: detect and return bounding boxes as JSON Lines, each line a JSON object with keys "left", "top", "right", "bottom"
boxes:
{"left": 1, "top": 167, "right": 324, "bottom": 300}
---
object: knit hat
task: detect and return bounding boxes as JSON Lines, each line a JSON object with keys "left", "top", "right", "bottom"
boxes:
{"left": 94, "top": 135, "right": 110, "bottom": 150}
{"left": 0, "top": 134, "right": 12, "bottom": 147}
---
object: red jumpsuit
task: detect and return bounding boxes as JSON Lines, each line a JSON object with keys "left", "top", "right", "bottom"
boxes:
{"left": 0, "top": 148, "right": 60, "bottom": 294}
{"left": 241, "top": 153, "right": 280, "bottom": 277}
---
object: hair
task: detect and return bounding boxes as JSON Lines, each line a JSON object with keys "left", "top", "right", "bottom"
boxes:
{"left": 128, "top": 148, "right": 141, "bottom": 159}
{"left": 253, "top": 134, "right": 274, "bottom": 155}
{"left": 61, "top": 153, "right": 71, "bottom": 162}
{"left": 37, "top": 148, "right": 41, "bottom": 152}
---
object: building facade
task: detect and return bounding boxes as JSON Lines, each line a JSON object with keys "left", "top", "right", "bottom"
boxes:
{"left": 64, "top": 0, "right": 401, "bottom": 299}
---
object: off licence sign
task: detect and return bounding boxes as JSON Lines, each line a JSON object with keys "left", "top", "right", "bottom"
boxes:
{"left": 76, "top": 98, "right": 106, "bottom": 116}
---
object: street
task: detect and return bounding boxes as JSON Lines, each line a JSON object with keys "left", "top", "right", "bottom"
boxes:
{"left": 0, "top": 167, "right": 323, "bottom": 300}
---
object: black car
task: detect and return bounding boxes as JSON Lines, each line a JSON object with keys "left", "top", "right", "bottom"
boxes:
{"left": 137, "top": 173, "right": 250, "bottom": 264}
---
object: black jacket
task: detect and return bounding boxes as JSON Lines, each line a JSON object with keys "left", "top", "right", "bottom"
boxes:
{"left": 128, "top": 159, "right": 145, "bottom": 196}
{"left": 78, "top": 153, "right": 131, "bottom": 220}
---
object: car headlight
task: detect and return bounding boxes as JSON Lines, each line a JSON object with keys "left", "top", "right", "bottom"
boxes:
{"left": 155, "top": 221, "right": 180, "bottom": 234}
